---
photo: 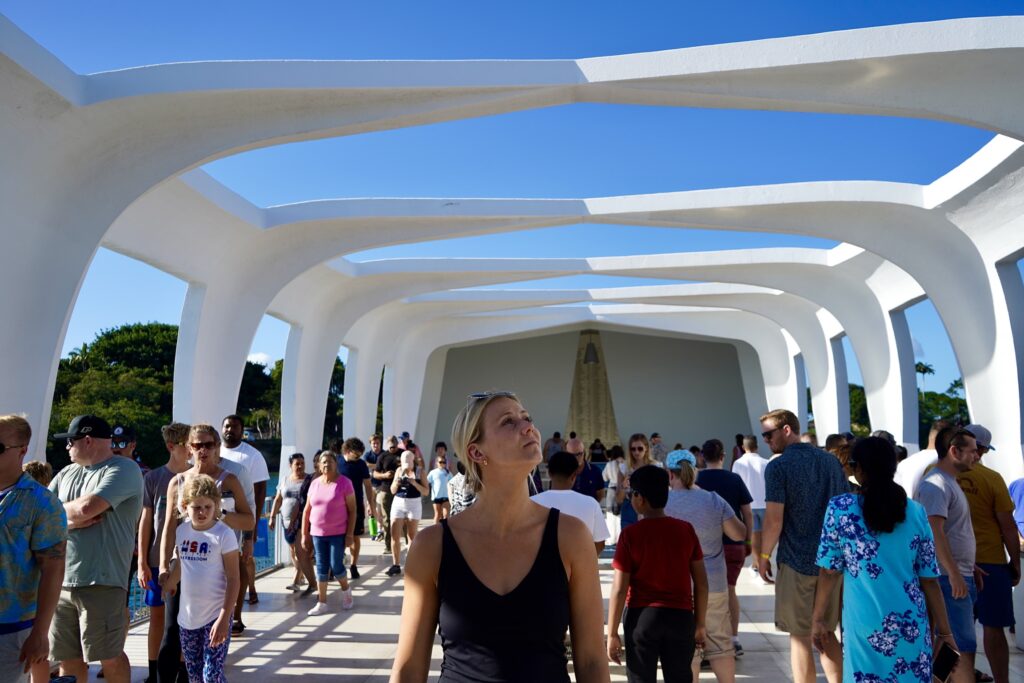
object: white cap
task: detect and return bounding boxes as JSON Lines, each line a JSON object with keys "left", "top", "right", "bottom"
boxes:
{"left": 964, "top": 424, "right": 994, "bottom": 450}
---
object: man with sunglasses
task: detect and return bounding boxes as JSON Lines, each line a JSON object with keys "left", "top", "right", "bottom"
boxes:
{"left": 48, "top": 415, "right": 143, "bottom": 683}
{"left": 758, "top": 409, "right": 847, "bottom": 683}
{"left": 0, "top": 415, "right": 67, "bottom": 683}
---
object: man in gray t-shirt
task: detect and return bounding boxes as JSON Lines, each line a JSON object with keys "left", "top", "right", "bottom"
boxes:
{"left": 913, "top": 425, "right": 981, "bottom": 673}
{"left": 49, "top": 415, "right": 143, "bottom": 682}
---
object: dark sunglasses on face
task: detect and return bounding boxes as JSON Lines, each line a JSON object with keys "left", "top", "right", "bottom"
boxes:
{"left": 190, "top": 441, "right": 217, "bottom": 451}
{"left": 630, "top": 446, "right": 645, "bottom": 452}
{"left": 761, "top": 427, "right": 781, "bottom": 440}
{"left": 112, "top": 440, "right": 130, "bottom": 449}
{"left": 66, "top": 436, "right": 86, "bottom": 447}
{"left": 0, "top": 442, "right": 27, "bottom": 455}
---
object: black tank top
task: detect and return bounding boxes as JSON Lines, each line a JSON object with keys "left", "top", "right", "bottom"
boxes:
{"left": 437, "top": 508, "right": 570, "bottom": 683}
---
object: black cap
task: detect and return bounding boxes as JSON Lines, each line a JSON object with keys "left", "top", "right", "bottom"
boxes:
{"left": 111, "top": 425, "right": 137, "bottom": 442}
{"left": 650, "top": 432, "right": 660, "bottom": 438}
{"left": 54, "top": 415, "right": 112, "bottom": 440}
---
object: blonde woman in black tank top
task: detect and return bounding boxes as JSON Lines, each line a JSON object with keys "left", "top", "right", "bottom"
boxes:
{"left": 158, "top": 425, "right": 254, "bottom": 578}
{"left": 390, "top": 392, "right": 609, "bottom": 683}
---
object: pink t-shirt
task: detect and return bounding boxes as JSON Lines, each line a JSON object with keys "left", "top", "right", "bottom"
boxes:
{"left": 307, "top": 475, "right": 354, "bottom": 537}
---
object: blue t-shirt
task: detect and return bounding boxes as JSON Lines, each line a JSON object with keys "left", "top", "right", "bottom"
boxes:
{"left": 427, "top": 468, "right": 453, "bottom": 500}
{"left": 572, "top": 463, "right": 605, "bottom": 499}
{"left": 696, "top": 468, "right": 753, "bottom": 546}
{"left": 337, "top": 458, "right": 370, "bottom": 509}
{"left": 765, "top": 443, "right": 849, "bottom": 575}
{"left": 1009, "top": 477, "right": 1024, "bottom": 538}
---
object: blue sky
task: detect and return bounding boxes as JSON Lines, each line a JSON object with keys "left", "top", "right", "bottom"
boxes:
{"left": 7, "top": 0, "right": 1021, "bottom": 396}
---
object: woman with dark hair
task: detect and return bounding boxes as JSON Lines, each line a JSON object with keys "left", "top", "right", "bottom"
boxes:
{"left": 812, "top": 437, "right": 957, "bottom": 682}
{"left": 268, "top": 452, "right": 317, "bottom": 595}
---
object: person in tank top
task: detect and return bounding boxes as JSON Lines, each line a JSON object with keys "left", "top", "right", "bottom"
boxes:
{"left": 390, "top": 391, "right": 609, "bottom": 683}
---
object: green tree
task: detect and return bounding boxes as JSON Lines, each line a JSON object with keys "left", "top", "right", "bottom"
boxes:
{"left": 849, "top": 383, "right": 870, "bottom": 436}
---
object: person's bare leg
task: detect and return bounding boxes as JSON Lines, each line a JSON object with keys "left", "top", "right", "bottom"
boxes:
{"left": 950, "top": 652, "right": 975, "bottom": 683}
{"left": 317, "top": 578, "right": 328, "bottom": 604}
{"left": 29, "top": 659, "right": 51, "bottom": 683}
{"left": 691, "top": 657, "right": 700, "bottom": 681}
{"left": 983, "top": 626, "right": 1009, "bottom": 683}
{"left": 247, "top": 555, "right": 258, "bottom": 601}
{"left": 433, "top": 503, "right": 442, "bottom": 524}
{"left": 442, "top": 500, "right": 450, "bottom": 519}
{"left": 789, "top": 635, "right": 817, "bottom": 683}
{"left": 60, "top": 660, "right": 88, "bottom": 682}
{"left": 98, "top": 652, "right": 131, "bottom": 683}
{"left": 391, "top": 520, "right": 405, "bottom": 566}
{"left": 234, "top": 554, "right": 248, "bottom": 623}
{"left": 819, "top": 633, "right": 842, "bottom": 683}
{"left": 708, "top": 655, "right": 736, "bottom": 683}
{"left": 728, "top": 585, "right": 740, "bottom": 637}
{"left": 148, "top": 604, "right": 165, "bottom": 661}
{"left": 351, "top": 535, "right": 361, "bottom": 567}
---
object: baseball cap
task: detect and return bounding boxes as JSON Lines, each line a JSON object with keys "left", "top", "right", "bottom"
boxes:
{"left": 112, "top": 425, "right": 137, "bottom": 443}
{"left": 964, "top": 424, "right": 995, "bottom": 450}
{"left": 665, "top": 449, "right": 697, "bottom": 470}
{"left": 54, "top": 415, "right": 112, "bottom": 440}
{"left": 650, "top": 432, "right": 661, "bottom": 438}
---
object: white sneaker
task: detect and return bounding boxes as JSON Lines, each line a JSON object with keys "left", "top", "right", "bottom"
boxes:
{"left": 285, "top": 583, "right": 302, "bottom": 591}
{"left": 307, "top": 601, "right": 330, "bottom": 616}
{"left": 341, "top": 588, "right": 354, "bottom": 610}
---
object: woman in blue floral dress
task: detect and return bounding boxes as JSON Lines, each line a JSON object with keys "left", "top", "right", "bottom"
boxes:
{"left": 812, "top": 437, "right": 958, "bottom": 683}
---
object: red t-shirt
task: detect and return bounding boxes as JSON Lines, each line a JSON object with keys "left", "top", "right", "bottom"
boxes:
{"left": 612, "top": 516, "right": 703, "bottom": 610}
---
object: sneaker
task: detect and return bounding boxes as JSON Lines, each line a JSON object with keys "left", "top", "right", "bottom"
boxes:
{"left": 301, "top": 585, "right": 317, "bottom": 597}
{"left": 307, "top": 601, "right": 330, "bottom": 616}
{"left": 349, "top": 565, "right": 360, "bottom": 580}
{"left": 341, "top": 588, "right": 354, "bottom": 610}
{"left": 285, "top": 583, "right": 302, "bottom": 591}
{"left": 385, "top": 564, "right": 402, "bottom": 576}
{"left": 734, "top": 642, "right": 744, "bottom": 657}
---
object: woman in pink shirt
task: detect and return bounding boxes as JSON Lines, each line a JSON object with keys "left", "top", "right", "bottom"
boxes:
{"left": 302, "top": 450, "right": 356, "bottom": 615}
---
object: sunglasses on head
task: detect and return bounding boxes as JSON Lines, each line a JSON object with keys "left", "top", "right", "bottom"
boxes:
{"left": 0, "top": 441, "right": 27, "bottom": 455}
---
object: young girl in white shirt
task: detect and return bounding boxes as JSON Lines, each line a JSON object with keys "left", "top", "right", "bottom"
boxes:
{"left": 161, "top": 474, "right": 240, "bottom": 683}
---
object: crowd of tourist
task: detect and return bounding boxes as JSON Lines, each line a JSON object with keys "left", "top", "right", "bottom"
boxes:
{"left": 1, "top": 396, "right": 1022, "bottom": 683}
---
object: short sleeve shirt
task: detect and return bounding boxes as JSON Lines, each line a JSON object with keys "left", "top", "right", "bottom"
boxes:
{"left": 957, "top": 463, "right": 1016, "bottom": 564}
{"left": 1010, "top": 477, "right": 1024, "bottom": 539}
{"left": 427, "top": 468, "right": 453, "bottom": 500}
{"left": 572, "top": 463, "right": 605, "bottom": 499}
{"left": 531, "top": 490, "right": 610, "bottom": 543}
{"left": 696, "top": 469, "right": 752, "bottom": 546}
{"left": 0, "top": 473, "right": 68, "bottom": 622}
{"left": 307, "top": 475, "right": 354, "bottom": 537}
{"left": 664, "top": 488, "right": 735, "bottom": 593}
{"left": 50, "top": 456, "right": 143, "bottom": 589}
{"left": 613, "top": 516, "right": 702, "bottom": 610}
{"left": 142, "top": 465, "right": 177, "bottom": 568}
{"left": 764, "top": 443, "right": 849, "bottom": 575}
{"left": 915, "top": 467, "right": 976, "bottom": 576}
{"left": 731, "top": 453, "right": 768, "bottom": 508}
{"left": 337, "top": 458, "right": 371, "bottom": 509}
{"left": 175, "top": 520, "right": 239, "bottom": 630}
{"left": 220, "top": 441, "right": 270, "bottom": 483}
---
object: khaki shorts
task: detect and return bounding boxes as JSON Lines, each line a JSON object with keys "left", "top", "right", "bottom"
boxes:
{"left": 774, "top": 562, "right": 840, "bottom": 636}
{"left": 50, "top": 586, "right": 128, "bottom": 663}
{"left": 699, "top": 591, "right": 735, "bottom": 659}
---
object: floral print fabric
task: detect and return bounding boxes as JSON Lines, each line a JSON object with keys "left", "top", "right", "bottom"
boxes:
{"left": 816, "top": 493, "right": 939, "bottom": 683}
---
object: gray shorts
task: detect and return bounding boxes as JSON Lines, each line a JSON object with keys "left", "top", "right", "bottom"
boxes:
{"left": 0, "top": 627, "right": 31, "bottom": 683}
{"left": 50, "top": 586, "right": 128, "bottom": 663}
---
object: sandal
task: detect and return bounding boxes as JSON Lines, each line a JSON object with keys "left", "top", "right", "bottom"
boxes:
{"left": 247, "top": 592, "right": 259, "bottom": 604}
{"left": 975, "top": 670, "right": 994, "bottom": 683}
{"left": 231, "top": 621, "right": 245, "bottom": 635}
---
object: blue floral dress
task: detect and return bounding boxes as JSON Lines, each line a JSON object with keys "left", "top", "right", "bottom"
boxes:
{"left": 816, "top": 493, "right": 939, "bottom": 683}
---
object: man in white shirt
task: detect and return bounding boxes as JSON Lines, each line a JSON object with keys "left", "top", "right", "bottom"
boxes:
{"left": 219, "top": 415, "right": 268, "bottom": 635}
{"left": 531, "top": 451, "right": 609, "bottom": 554}
{"left": 731, "top": 434, "right": 768, "bottom": 573}
{"left": 895, "top": 419, "right": 949, "bottom": 498}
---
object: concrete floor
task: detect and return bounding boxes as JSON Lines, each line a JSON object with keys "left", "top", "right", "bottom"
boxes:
{"left": 111, "top": 530, "right": 1022, "bottom": 682}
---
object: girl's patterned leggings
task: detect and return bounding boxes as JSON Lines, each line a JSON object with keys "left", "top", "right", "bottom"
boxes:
{"left": 180, "top": 618, "right": 231, "bottom": 683}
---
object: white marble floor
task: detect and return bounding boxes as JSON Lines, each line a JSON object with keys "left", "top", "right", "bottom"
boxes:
{"left": 110, "top": 532, "right": 1022, "bottom": 682}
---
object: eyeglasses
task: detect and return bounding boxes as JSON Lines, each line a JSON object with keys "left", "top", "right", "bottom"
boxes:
{"left": 466, "top": 390, "right": 516, "bottom": 405}
{"left": 629, "top": 446, "right": 645, "bottom": 452}
{"left": 190, "top": 441, "right": 217, "bottom": 451}
{"left": 761, "top": 427, "right": 781, "bottom": 441}
{"left": 0, "top": 442, "right": 26, "bottom": 455}
{"left": 66, "top": 436, "right": 86, "bottom": 447}
{"left": 112, "top": 440, "right": 131, "bottom": 450}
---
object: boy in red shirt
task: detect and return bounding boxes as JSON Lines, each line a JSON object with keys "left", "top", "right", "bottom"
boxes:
{"left": 607, "top": 464, "right": 708, "bottom": 682}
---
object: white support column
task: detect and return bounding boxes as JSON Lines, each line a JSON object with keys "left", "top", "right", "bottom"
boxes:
{"left": 889, "top": 309, "right": 922, "bottom": 452}
{"left": 829, "top": 336, "right": 852, "bottom": 433}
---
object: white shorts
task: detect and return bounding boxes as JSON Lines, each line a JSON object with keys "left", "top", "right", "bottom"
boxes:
{"left": 390, "top": 496, "right": 422, "bottom": 521}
